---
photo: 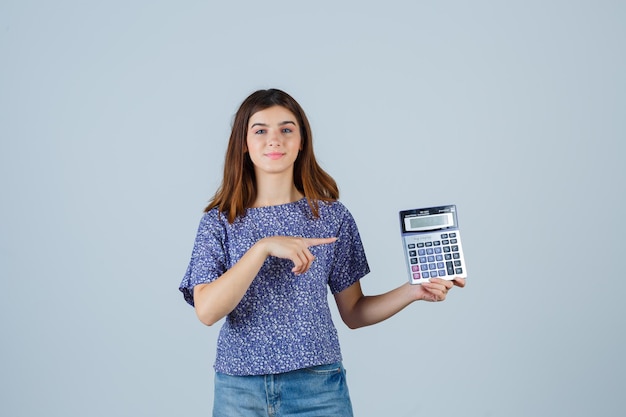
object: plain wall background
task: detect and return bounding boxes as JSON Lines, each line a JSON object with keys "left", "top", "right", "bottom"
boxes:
{"left": 1, "top": 1, "right": 624, "bottom": 416}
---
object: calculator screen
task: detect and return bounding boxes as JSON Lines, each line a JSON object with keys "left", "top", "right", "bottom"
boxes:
{"left": 405, "top": 213, "right": 453, "bottom": 232}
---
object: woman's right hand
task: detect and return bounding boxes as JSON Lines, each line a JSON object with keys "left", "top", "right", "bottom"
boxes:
{"left": 193, "top": 235, "right": 337, "bottom": 326}
{"left": 258, "top": 236, "right": 338, "bottom": 274}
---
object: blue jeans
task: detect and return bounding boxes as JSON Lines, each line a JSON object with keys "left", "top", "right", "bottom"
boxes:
{"left": 212, "top": 362, "right": 354, "bottom": 417}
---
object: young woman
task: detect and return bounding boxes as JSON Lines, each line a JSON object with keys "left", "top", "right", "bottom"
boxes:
{"left": 179, "top": 88, "right": 465, "bottom": 416}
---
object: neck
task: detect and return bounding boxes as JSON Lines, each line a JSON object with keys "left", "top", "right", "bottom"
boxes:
{"left": 252, "top": 173, "right": 303, "bottom": 207}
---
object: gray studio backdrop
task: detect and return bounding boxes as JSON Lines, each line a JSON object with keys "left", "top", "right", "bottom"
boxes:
{"left": 1, "top": 1, "right": 624, "bottom": 416}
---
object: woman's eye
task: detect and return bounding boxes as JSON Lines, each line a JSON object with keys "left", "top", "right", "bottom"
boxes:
{"left": 282, "top": 128, "right": 292, "bottom": 133}
{"left": 255, "top": 129, "right": 266, "bottom": 134}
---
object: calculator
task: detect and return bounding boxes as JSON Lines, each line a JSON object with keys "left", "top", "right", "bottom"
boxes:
{"left": 400, "top": 205, "right": 467, "bottom": 285}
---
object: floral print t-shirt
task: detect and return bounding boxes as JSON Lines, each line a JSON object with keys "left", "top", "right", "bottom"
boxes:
{"left": 179, "top": 198, "right": 370, "bottom": 376}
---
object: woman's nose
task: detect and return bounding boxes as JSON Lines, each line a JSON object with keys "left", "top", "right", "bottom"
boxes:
{"left": 267, "top": 129, "right": 281, "bottom": 145}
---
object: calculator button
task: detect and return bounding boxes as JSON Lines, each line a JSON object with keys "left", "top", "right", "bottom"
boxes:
{"left": 412, "top": 265, "right": 420, "bottom": 272}
{"left": 429, "top": 263, "right": 436, "bottom": 270}
{"left": 426, "top": 248, "right": 434, "bottom": 255}
{"left": 419, "top": 257, "right": 427, "bottom": 263}
{"left": 425, "top": 242, "right": 433, "bottom": 247}
{"left": 418, "top": 249, "right": 425, "bottom": 256}
{"left": 454, "top": 260, "right": 462, "bottom": 267}
{"left": 441, "top": 233, "right": 448, "bottom": 239}
{"left": 446, "top": 261, "right": 454, "bottom": 274}
{"left": 453, "top": 253, "right": 460, "bottom": 259}
{"left": 433, "top": 241, "right": 441, "bottom": 246}
{"left": 438, "top": 270, "right": 446, "bottom": 277}
{"left": 437, "top": 262, "right": 445, "bottom": 269}
{"left": 422, "top": 272, "right": 430, "bottom": 278}
{"left": 443, "top": 246, "right": 451, "bottom": 253}
{"left": 408, "top": 243, "right": 415, "bottom": 249}
{"left": 436, "top": 255, "right": 443, "bottom": 261}
{"left": 455, "top": 267, "right": 463, "bottom": 274}
{"left": 409, "top": 250, "right": 417, "bottom": 257}
{"left": 413, "top": 273, "right": 421, "bottom": 279}
{"left": 444, "top": 254, "right": 452, "bottom": 260}
{"left": 451, "top": 245, "right": 459, "bottom": 252}
{"left": 427, "top": 256, "right": 435, "bottom": 262}
{"left": 410, "top": 257, "right": 418, "bottom": 264}
{"left": 450, "top": 239, "right": 458, "bottom": 244}
{"left": 434, "top": 247, "right": 442, "bottom": 254}
{"left": 449, "top": 233, "right": 456, "bottom": 238}
{"left": 442, "top": 239, "right": 449, "bottom": 245}
{"left": 417, "top": 243, "right": 424, "bottom": 248}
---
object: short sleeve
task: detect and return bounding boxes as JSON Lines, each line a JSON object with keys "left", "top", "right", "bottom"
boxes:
{"left": 179, "top": 211, "right": 228, "bottom": 306}
{"left": 327, "top": 205, "right": 370, "bottom": 294}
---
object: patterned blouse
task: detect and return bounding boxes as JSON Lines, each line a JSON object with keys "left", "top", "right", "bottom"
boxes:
{"left": 179, "top": 198, "right": 370, "bottom": 375}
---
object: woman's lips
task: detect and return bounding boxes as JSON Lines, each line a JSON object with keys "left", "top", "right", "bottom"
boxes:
{"left": 265, "top": 152, "right": 284, "bottom": 160}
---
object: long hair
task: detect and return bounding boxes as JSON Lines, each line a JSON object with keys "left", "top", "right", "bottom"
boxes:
{"left": 205, "top": 89, "right": 339, "bottom": 223}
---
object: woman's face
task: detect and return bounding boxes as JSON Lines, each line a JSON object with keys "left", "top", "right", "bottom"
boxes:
{"left": 246, "top": 105, "right": 302, "bottom": 177}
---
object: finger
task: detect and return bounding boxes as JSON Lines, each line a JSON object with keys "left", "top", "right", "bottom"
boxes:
{"left": 422, "top": 282, "right": 448, "bottom": 295}
{"left": 292, "top": 249, "right": 315, "bottom": 274}
{"left": 453, "top": 277, "right": 466, "bottom": 288}
{"left": 421, "top": 282, "right": 447, "bottom": 301}
{"left": 304, "top": 237, "right": 338, "bottom": 247}
{"left": 290, "top": 249, "right": 306, "bottom": 273}
{"left": 300, "top": 250, "right": 315, "bottom": 273}
{"left": 429, "top": 278, "right": 454, "bottom": 290}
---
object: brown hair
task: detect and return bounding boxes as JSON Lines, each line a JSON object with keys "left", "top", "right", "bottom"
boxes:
{"left": 205, "top": 89, "right": 339, "bottom": 223}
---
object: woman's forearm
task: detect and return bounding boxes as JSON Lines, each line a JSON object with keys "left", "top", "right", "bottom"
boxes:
{"left": 336, "top": 283, "right": 416, "bottom": 329}
{"left": 193, "top": 242, "right": 268, "bottom": 326}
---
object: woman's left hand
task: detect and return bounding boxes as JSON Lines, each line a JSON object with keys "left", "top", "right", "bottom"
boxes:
{"left": 418, "top": 277, "right": 465, "bottom": 302}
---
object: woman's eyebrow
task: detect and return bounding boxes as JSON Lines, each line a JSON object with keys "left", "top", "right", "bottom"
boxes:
{"left": 250, "top": 121, "right": 296, "bottom": 128}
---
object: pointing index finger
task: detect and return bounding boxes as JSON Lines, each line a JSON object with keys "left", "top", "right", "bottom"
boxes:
{"left": 305, "top": 237, "right": 338, "bottom": 247}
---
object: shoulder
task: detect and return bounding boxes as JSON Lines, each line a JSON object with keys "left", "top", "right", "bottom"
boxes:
{"left": 199, "top": 207, "right": 222, "bottom": 225}
{"left": 196, "top": 207, "right": 231, "bottom": 236}
{"left": 318, "top": 199, "right": 352, "bottom": 219}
